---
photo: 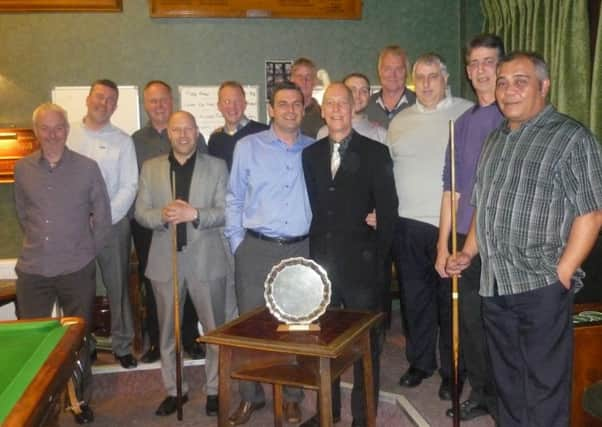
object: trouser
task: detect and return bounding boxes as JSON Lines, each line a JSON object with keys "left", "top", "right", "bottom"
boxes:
{"left": 392, "top": 217, "right": 452, "bottom": 379}
{"left": 456, "top": 234, "right": 497, "bottom": 418}
{"left": 234, "top": 233, "right": 308, "bottom": 404}
{"left": 16, "top": 260, "right": 96, "bottom": 403}
{"left": 330, "top": 288, "right": 383, "bottom": 424}
{"left": 151, "top": 252, "right": 226, "bottom": 396}
{"left": 97, "top": 217, "right": 134, "bottom": 356}
{"left": 131, "top": 219, "right": 159, "bottom": 347}
{"left": 482, "top": 281, "right": 573, "bottom": 427}
{"left": 132, "top": 218, "right": 205, "bottom": 352}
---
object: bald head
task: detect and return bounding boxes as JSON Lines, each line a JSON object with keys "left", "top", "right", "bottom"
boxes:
{"left": 321, "top": 82, "right": 354, "bottom": 140}
{"left": 167, "top": 111, "right": 199, "bottom": 163}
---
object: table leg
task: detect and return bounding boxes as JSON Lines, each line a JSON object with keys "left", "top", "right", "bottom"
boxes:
{"left": 319, "top": 357, "right": 333, "bottom": 426}
{"left": 218, "top": 346, "right": 232, "bottom": 427}
{"left": 273, "top": 384, "right": 283, "bottom": 427}
{"left": 361, "top": 333, "right": 376, "bottom": 427}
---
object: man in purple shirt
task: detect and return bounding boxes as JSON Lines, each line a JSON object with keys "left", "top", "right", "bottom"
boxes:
{"left": 14, "top": 103, "right": 112, "bottom": 424}
{"left": 435, "top": 34, "right": 505, "bottom": 422}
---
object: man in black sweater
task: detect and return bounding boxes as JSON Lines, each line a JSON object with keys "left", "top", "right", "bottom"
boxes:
{"left": 208, "top": 81, "right": 268, "bottom": 172}
{"left": 208, "top": 80, "right": 268, "bottom": 322}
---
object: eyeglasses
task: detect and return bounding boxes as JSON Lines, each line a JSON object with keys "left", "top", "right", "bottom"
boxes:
{"left": 467, "top": 58, "right": 497, "bottom": 70}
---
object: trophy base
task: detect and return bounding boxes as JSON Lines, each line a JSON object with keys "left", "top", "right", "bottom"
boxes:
{"left": 277, "top": 323, "right": 320, "bottom": 332}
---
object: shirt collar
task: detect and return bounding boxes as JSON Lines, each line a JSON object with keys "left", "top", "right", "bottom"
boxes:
{"left": 376, "top": 89, "right": 410, "bottom": 112}
{"left": 37, "top": 146, "right": 72, "bottom": 169}
{"left": 329, "top": 130, "right": 353, "bottom": 148}
{"left": 144, "top": 121, "right": 166, "bottom": 136}
{"left": 224, "top": 116, "right": 249, "bottom": 135}
{"left": 501, "top": 104, "right": 554, "bottom": 135}
{"left": 267, "top": 126, "right": 313, "bottom": 151}
{"left": 81, "top": 118, "right": 114, "bottom": 134}
{"left": 168, "top": 149, "right": 197, "bottom": 168}
{"left": 415, "top": 93, "right": 453, "bottom": 113}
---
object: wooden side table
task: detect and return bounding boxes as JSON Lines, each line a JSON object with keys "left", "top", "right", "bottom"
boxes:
{"left": 200, "top": 307, "right": 382, "bottom": 427}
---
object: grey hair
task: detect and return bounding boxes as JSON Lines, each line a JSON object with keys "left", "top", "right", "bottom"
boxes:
{"left": 32, "top": 102, "right": 69, "bottom": 125}
{"left": 412, "top": 52, "right": 449, "bottom": 78}
{"left": 498, "top": 51, "right": 550, "bottom": 82}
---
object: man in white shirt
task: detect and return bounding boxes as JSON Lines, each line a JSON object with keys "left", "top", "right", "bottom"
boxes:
{"left": 67, "top": 79, "right": 139, "bottom": 369}
{"left": 386, "top": 54, "right": 473, "bottom": 399}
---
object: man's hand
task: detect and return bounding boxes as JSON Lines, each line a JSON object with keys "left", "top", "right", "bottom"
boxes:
{"left": 162, "top": 199, "right": 197, "bottom": 224}
{"left": 365, "top": 209, "right": 377, "bottom": 229}
{"left": 445, "top": 251, "right": 473, "bottom": 277}
{"left": 556, "top": 264, "right": 573, "bottom": 290}
{"left": 435, "top": 247, "right": 450, "bottom": 278}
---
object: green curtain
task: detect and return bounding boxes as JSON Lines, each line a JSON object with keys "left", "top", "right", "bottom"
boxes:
{"left": 591, "top": 10, "right": 602, "bottom": 141}
{"left": 481, "top": 0, "right": 593, "bottom": 130}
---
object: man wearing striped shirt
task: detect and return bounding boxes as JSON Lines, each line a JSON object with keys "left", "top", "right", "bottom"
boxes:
{"left": 447, "top": 51, "right": 602, "bottom": 427}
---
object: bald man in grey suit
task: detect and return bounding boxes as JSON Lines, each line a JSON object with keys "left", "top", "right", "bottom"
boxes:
{"left": 135, "top": 111, "right": 231, "bottom": 418}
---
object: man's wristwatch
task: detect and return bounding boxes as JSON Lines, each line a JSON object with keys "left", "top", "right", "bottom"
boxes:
{"left": 192, "top": 208, "right": 200, "bottom": 228}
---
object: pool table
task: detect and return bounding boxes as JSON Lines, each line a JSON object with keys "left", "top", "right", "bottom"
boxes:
{"left": 0, "top": 317, "right": 85, "bottom": 427}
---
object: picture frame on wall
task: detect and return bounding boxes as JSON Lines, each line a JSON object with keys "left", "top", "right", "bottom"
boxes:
{"left": 0, "top": 0, "right": 122, "bottom": 12}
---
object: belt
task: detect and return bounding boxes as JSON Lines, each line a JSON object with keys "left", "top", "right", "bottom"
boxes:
{"left": 247, "top": 229, "right": 308, "bottom": 245}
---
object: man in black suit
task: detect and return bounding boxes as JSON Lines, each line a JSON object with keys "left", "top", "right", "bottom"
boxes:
{"left": 300, "top": 83, "right": 398, "bottom": 427}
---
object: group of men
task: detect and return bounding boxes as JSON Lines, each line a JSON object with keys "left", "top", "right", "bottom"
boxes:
{"left": 13, "top": 33, "right": 602, "bottom": 427}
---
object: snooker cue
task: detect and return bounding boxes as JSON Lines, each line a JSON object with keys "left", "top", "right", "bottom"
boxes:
{"left": 449, "top": 120, "right": 460, "bottom": 427}
{"left": 171, "top": 172, "right": 184, "bottom": 421}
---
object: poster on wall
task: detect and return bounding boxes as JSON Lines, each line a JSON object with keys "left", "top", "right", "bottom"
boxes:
{"left": 265, "top": 60, "right": 293, "bottom": 102}
{"left": 179, "top": 85, "right": 260, "bottom": 140}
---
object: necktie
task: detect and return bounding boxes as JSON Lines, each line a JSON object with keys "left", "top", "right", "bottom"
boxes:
{"left": 331, "top": 143, "right": 341, "bottom": 178}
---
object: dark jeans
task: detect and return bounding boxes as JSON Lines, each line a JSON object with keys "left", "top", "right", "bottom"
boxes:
{"left": 483, "top": 281, "right": 573, "bottom": 427}
{"left": 392, "top": 217, "right": 452, "bottom": 379}
{"left": 131, "top": 219, "right": 159, "bottom": 347}
{"left": 16, "top": 260, "right": 96, "bottom": 403}
{"left": 456, "top": 234, "right": 497, "bottom": 418}
{"left": 330, "top": 288, "right": 383, "bottom": 424}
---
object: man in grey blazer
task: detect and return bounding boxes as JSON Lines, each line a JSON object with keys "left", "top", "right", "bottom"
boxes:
{"left": 135, "top": 111, "right": 230, "bottom": 417}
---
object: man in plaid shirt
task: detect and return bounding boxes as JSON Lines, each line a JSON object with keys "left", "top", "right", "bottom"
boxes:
{"left": 447, "top": 51, "right": 602, "bottom": 426}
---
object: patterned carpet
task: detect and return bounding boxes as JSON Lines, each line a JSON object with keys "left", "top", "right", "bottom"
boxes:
{"left": 58, "top": 305, "right": 497, "bottom": 426}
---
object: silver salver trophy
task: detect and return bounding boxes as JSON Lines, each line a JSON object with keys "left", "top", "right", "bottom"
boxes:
{"left": 264, "top": 257, "right": 331, "bottom": 332}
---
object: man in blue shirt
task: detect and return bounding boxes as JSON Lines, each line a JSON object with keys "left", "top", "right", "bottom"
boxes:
{"left": 225, "top": 81, "right": 314, "bottom": 426}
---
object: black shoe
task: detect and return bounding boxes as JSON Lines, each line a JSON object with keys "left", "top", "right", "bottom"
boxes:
{"left": 438, "top": 378, "right": 463, "bottom": 400}
{"left": 206, "top": 395, "right": 218, "bottom": 416}
{"left": 399, "top": 367, "right": 431, "bottom": 387}
{"left": 140, "top": 345, "right": 160, "bottom": 363}
{"left": 155, "top": 395, "right": 189, "bottom": 416}
{"left": 351, "top": 419, "right": 366, "bottom": 427}
{"left": 446, "top": 399, "right": 490, "bottom": 420}
{"left": 185, "top": 341, "right": 205, "bottom": 360}
{"left": 300, "top": 414, "right": 341, "bottom": 426}
{"left": 73, "top": 403, "right": 94, "bottom": 424}
{"left": 114, "top": 353, "right": 138, "bottom": 369}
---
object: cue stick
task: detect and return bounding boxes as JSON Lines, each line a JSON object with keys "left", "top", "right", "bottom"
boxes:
{"left": 171, "top": 172, "right": 184, "bottom": 421}
{"left": 449, "top": 120, "right": 460, "bottom": 427}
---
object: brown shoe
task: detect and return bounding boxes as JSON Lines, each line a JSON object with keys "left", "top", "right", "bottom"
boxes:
{"left": 284, "top": 401, "right": 302, "bottom": 423}
{"left": 228, "top": 400, "right": 266, "bottom": 426}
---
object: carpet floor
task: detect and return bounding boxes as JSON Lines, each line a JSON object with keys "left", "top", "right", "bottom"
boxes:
{"left": 57, "top": 305, "right": 497, "bottom": 426}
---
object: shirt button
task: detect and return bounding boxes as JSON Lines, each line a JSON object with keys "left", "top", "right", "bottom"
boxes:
{"left": 45, "top": 236, "right": 49, "bottom": 241}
